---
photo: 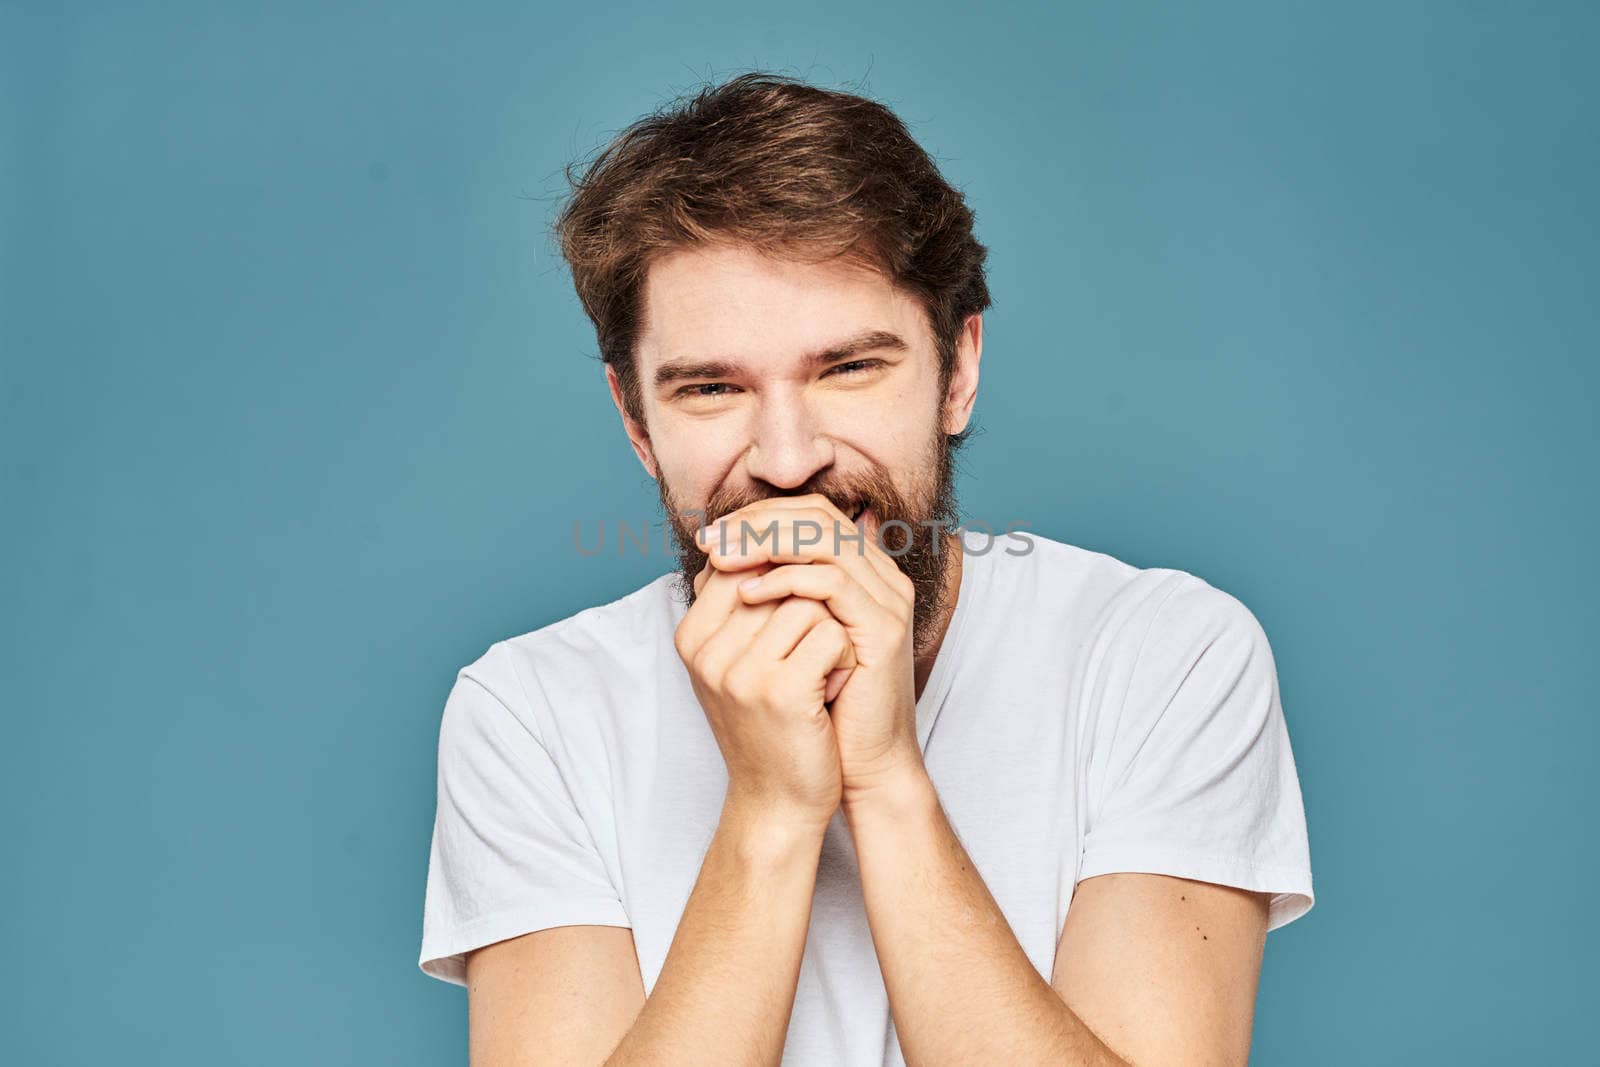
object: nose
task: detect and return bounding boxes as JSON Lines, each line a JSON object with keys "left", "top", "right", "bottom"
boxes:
{"left": 742, "top": 386, "right": 835, "bottom": 491}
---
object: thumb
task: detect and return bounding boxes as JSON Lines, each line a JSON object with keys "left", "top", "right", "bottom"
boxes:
{"left": 823, "top": 667, "right": 853, "bottom": 704}
{"left": 823, "top": 634, "right": 857, "bottom": 704}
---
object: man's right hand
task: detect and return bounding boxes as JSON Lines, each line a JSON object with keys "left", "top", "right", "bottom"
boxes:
{"left": 674, "top": 560, "right": 857, "bottom": 828}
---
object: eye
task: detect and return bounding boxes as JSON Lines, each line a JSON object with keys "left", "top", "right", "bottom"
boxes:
{"left": 825, "top": 359, "right": 882, "bottom": 377}
{"left": 676, "top": 382, "right": 740, "bottom": 398}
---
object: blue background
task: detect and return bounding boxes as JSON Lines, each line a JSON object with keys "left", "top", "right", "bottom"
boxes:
{"left": 4, "top": 2, "right": 1595, "bottom": 1062}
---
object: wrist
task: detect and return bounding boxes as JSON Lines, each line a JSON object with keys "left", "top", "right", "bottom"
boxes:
{"left": 841, "top": 757, "right": 937, "bottom": 826}
{"left": 720, "top": 790, "right": 834, "bottom": 855}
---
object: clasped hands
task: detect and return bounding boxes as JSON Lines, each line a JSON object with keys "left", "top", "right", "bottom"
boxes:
{"left": 672, "top": 493, "right": 923, "bottom": 825}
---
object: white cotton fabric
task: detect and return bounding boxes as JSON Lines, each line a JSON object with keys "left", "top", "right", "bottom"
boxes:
{"left": 419, "top": 528, "right": 1313, "bottom": 1064}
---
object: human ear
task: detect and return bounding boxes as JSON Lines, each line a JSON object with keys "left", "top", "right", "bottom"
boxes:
{"left": 942, "top": 313, "right": 983, "bottom": 435}
{"left": 605, "top": 363, "right": 659, "bottom": 479}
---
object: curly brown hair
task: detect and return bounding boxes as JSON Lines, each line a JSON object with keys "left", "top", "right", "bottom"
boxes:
{"left": 551, "top": 71, "right": 993, "bottom": 434}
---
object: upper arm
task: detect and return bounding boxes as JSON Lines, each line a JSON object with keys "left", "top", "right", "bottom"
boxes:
{"left": 421, "top": 649, "right": 634, "bottom": 987}
{"left": 466, "top": 924, "right": 647, "bottom": 1067}
{"left": 1051, "top": 872, "right": 1269, "bottom": 1067}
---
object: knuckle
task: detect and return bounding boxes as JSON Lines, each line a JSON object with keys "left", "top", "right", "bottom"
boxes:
{"left": 781, "top": 509, "right": 816, "bottom": 530}
{"left": 723, "top": 660, "right": 763, "bottom": 702}
{"left": 817, "top": 618, "right": 848, "bottom": 648}
{"left": 689, "top": 642, "right": 720, "bottom": 682}
{"left": 786, "top": 597, "right": 829, "bottom": 628}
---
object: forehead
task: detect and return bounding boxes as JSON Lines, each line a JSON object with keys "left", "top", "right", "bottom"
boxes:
{"left": 635, "top": 243, "right": 932, "bottom": 373}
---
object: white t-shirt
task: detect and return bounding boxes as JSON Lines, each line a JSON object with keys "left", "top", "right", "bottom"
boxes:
{"left": 419, "top": 528, "right": 1314, "bottom": 1064}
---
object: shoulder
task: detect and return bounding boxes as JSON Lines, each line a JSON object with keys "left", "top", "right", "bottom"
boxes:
{"left": 446, "top": 571, "right": 684, "bottom": 735}
{"left": 988, "top": 529, "right": 1249, "bottom": 636}
{"left": 1118, "top": 568, "right": 1274, "bottom": 682}
{"left": 1030, "top": 532, "right": 1262, "bottom": 640}
{"left": 984, "top": 530, "right": 1273, "bottom": 693}
{"left": 1078, "top": 560, "right": 1283, "bottom": 749}
{"left": 1124, "top": 570, "right": 1265, "bottom": 652}
{"left": 496, "top": 571, "right": 681, "bottom": 679}
{"left": 967, "top": 528, "right": 1145, "bottom": 616}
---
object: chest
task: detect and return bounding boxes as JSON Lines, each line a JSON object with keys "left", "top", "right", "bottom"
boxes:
{"left": 601, "top": 672, "right": 1090, "bottom": 1002}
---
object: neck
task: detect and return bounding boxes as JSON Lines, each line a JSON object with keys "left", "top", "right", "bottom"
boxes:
{"left": 912, "top": 530, "right": 964, "bottom": 701}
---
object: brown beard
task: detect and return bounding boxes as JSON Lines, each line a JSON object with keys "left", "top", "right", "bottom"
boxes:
{"left": 658, "top": 426, "right": 961, "bottom": 658}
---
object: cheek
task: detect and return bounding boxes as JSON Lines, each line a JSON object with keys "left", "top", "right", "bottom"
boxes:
{"left": 831, "top": 394, "right": 930, "bottom": 466}
{"left": 650, "top": 420, "right": 746, "bottom": 498}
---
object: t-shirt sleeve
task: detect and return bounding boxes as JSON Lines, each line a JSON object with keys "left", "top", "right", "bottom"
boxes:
{"left": 1077, "top": 575, "right": 1314, "bottom": 931}
{"left": 419, "top": 642, "right": 630, "bottom": 986}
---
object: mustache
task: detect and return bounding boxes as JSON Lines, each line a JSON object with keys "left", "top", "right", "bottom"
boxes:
{"left": 689, "top": 474, "right": 904, "bottom": 530}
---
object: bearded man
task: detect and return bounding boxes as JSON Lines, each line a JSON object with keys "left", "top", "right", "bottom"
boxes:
{"left": 420, "top": 72, "right": 1313, "bottom": 1066}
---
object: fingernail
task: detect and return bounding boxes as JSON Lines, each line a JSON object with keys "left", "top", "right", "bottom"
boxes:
{"left": 739, "top": 576, "right": 762, "bottom": 591}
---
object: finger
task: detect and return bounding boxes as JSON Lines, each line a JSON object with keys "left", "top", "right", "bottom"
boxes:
{"left": 718, "top": 493, "right": 913, "bottom": 596}
{"left": 698, "top": 495, "right": 852, "bottom": 562}
{"left": 743, "top": 596, "right": 835, "bottom": 664}
{"left": 824, "top": 667, "right": 852, "bottom": 704}
{"left": 703, "top": 506, "right": 901, "bottom": 607}
{"left": 782, "top": 617, "right": 857, "bottom": 688}
{"left": 690, "top": 597, "right": 779, "bottom": 682}
{"left": 700, "top": 496, "right": 856, "bottom": 557}
{"left": 697, "top": 492, "right": 837, "bottom": 539}
{"left": 676, "top": 561, "right": 775, "bottom": 662}
{"left": 737, "top": 561, "right": 904, "bottom": 636}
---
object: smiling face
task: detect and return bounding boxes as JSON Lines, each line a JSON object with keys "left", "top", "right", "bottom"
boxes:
{"left": 606, "top": 240, "right": 982, "bottom": 656}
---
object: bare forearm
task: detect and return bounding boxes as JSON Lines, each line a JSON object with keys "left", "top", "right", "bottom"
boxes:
{"left": 843, "top": 769, "right": 1127, "bottom": 1066}
{"left": 604, "top": 797, "right": 826, "bottom": 1066}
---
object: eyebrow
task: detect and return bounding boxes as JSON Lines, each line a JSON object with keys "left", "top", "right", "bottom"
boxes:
{"left": 652, "top": 328, "right": 911, "bottom": 390}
